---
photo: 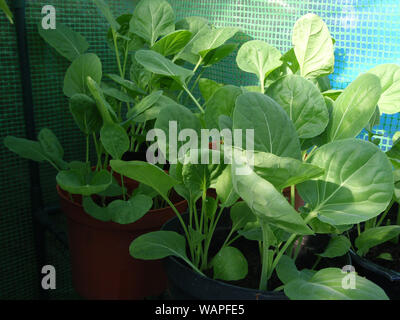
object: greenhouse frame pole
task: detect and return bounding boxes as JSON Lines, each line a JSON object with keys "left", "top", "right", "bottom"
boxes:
{"left": 14, "top": 0, "right": 49, "bottom": 300}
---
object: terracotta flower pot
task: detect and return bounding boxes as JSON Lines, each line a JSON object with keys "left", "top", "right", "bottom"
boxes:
{"left": 57, "top": 175, "right": 187, "bottom": 300}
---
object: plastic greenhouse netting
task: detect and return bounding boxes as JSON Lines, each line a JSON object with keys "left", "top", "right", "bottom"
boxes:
{"left": 0, "top": 0, "right": 399, "bottom": 299}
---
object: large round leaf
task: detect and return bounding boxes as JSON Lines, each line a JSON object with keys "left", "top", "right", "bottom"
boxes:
{"left": 368, "top": 64, "right": 400, "bottom": 115}
{"left": 297, "top": 139, "right": 394, "bottom": 226}
{"left": 63, "top": 53, "right": 102, "bottom": 97}
{"left": 266, "top": 75, "right": 329, "bottom": 139}
{"left": 233, "top": 92, "right": 301, "bottom": 159}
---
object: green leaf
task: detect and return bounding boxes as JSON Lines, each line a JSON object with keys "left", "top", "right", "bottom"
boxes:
{"left": 130, "top": 0, "right": 175, "bottom": 46}
{"left": 154, "top": 103, "right": 201, "bottom": 162}
{"left": 365, "top": 106, "right": 381, "bottom": 133}
{"left": 4, "top": 136, "right": 48, "bottom": 162}
{"left": 368, "top": 64, "right": 400, "bottom": 114}
{"left": 152, "top": 30, "right": 192, "bottom": 57}
{"left": 322, "top": 89, "right": 343, "bottom": 101}
{"left": 135, "top": 50, "right": 193, "bottom": 86}
{"left": 64, "top": 53, "right": 102, "bottom": 97}
{"left": 355, "top": 226, "right": 400, "bottom": 256}
{"left": 126, "top": 90, "right": 163, "bottom": 121}
{"left": 130, "top": 231, "right": 193, "bottom": 268}
{"left": 203, "top": 43, "right": 238, "bottom": 67}
{"left": 297, "top": 139, "right": 394, "bottom": 226}
{"left": 38, "top": 22, "right": 89, "bottom": 61}
{"left": 377, "top": 253, "right": 393, "bottom": 261}
{"left": 233, "top": 92, "right": 301, "bottom": 160}
{"left": 215, "top": 165, "right": 240, "bottom": 208}
{"left": 100, "top": 123, "right": 129, "bottom": 160}
{"left": 110, "top": 160, "right": 178, "bottom": 199}
{"left": 276, "top": 255, "right": 315, "bottom": 284}
{"left": 318, "top": 235, "right": 351, "bottom": 258}
{"left": 106, "top": 73, "right": 146, "bottom": 96}
{"left": 251, "top": 151, "right": 324, "bottom": 191}
{"left": 69, "top": 94, "right": 102, "bottom": 134}
{"left": 230, "top": 202, "right": 256, "bottom": 231}
{"left": 284, "top": 268, "right": 388, "bottom": 300}
{"left": 101, "top": 85, "right": 135, "bottom": 104}
{"left": 0, "top": 0, "right": 13, "bottom": 23}
{"left": 82, "top": 196, "right": 110, "bottom": 222}
{"left": 174, "top": 16, "right": 210, "bottom": 64}
{"left": 326, "top": 73, "right": 381, "bottom": 142}
{"left": 231, "top": 149, "right": 313, "bottom": 235}
{"left": 236, "top": 40, "right": 282, "bottom": 86}
{"left": 86, "top": 77, "right": 117, "bottom": 124}
{"left": 192, "top": 27, "right": 239, "bottom": 58}
{"left": 204, "top": 85, "right": 242, "bottom": 130}
{"left": 211, "top": 247, "right": 248, "bottom": 281}
{"left": 38, "top": 129, "right": 66, "bottom": 169}
{"left": 199, "top": 78, "right": 224, "bottom": 102}
{"left": 293, "top": 14, "right": 335, "bottom": 78}
{"left": 92, "top": 0, "right": 120, "bottom": 30}
{"left": 109, "top": 195, "right": 153, "bottom": 224}
{"left": 56, "top": 169, "right": 112, "bottom": 196}
{"left": 266, "top": 75, "right": 329, "bottom": 139}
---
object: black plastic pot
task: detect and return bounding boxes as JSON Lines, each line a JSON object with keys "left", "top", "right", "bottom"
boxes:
{"left": 162, "top": 214, "right": 287, "bottom": 300}
{"left": 349, "top": 250, "right": 400, "bottom": 300}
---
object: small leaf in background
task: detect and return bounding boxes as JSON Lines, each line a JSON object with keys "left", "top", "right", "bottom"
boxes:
{"left": 230, "top": 201, "right": 256, "bottom": 231}
{"left": 86, "top": 76, "right": 117, "bottom": 124}
{"left": 130, "top": 0, "right": 175, "bottom": 46}
{"left": 192, "top": 27, "right": 239, "bottom": 58}
{"left": 69, "top": 94, "right": 102, "bottom": 135}
{"left": 64, "top": 53, "right": 102, "bottom": 97}
{"left": 130, "top": 231, "right": 189, "bottom": 262}
{"left": 365, "top": 106, "right": 381, "bottom": 133}
{"left": 199, "top": 78, "right": 224, "bottom": 102}
{"left": 204, "top": 85, "right": 242, "bottom": 130}
{"left": 126, "top": 90, "right": 163, "bottom": 121}
{"left": 203, "top": 43, "right": 238, "bottom": 67}
{"left": 111, "top": 160, "right": 179, "bottom": 199}
{"left": 204, "top": 196, "right": 218, "bottom": 220}
{"left": 101, "top": 84, "right": 135, "bottom": 104}
{"left": 100, "top": 123, "right": 130, "bottom": 160}
{"left": 326, "top": 73, "right": 381, "bottom": 142}
{"left": 82, "top": 196, "right": 110, "bottom": 222}
{"left": 215, "top": 165, "right": 240, "bottom": 208}
{"left": 38, "top": 22, "right": 89, "bottom": 61}
{"left": 317, "top": 235, "right": 351, "bottom": 258}
{"left": 174, "top": 16, "right": 210, "bottom": 64}
{"left": 376, "top": 253, "right": 393, "bottom": 261}
{"left": 284, "top": 268, "right": 388, "bottom": 300}
{"left": 355, "top": 226, "right": 400, "bottom": 256}
{"left": 135, "top": 50, "right": 193, "bottom": 86}
{"left": 38, "top": 129, "right": 67, "bottom": 169}
{"left": 92, "top": 0, "right": 120, "bottom": 31}
{"left": 152, "top": 30, "right": 192, "bottom": 57}
{"left": 56, "top": 169, "right": 112, "bottom": 196}
{"left": 106, "top": 73, "right": 146, "bottom": 96}
{"left": 292, "top": 14, "right": 335, "bottom": 79}
{"left": 368, "top": 64, "right": 400, "bottom": 115}
{"left": 236, "top": 40, "right": 282, "bottom": 87}
{"left": 322, "top": 89, "right": 343, "bottom": 101}
{"left": 276, "top": 255, "right": 315, "bottom": 284}
{"left": 0, "top": 0, "right": 13, "bottom": 24}
{"left": 211, "top": 246, "right": 248, "bottom": 281}
{"left": 109, "top": 194, "right": 153, "bottom": 224}
{"left": 3, "top": 136, "right": 48, "bottom": 162}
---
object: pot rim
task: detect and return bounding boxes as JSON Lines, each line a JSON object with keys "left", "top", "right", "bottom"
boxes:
{"left": 349, "top": 249, "right": 400, "bottom": 281}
